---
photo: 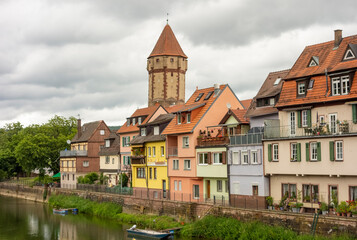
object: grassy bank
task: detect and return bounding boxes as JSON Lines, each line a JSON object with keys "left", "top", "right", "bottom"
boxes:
{"left": 181, "top": 216, "right": 355, "bottom": 240}
{"left": 48, "top": 194, "right": 180, "bottom": 230}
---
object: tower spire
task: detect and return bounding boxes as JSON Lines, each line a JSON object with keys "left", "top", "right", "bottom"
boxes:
{"left": 166, "top": 13, "right": 169, "bottom": 25}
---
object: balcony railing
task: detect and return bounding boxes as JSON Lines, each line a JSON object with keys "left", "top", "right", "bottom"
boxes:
{"left": 230, "top": 133, "right": 263, "bottom": 145}
{"left": 264, "top": 120, "right": 357, "bottom": 139}
{"left": 60, "top": 150, "right": 87, "bottom": 157}
{"left": 167, "top": 147, "right": 178, "bottom": 157}
{"left": 131, "top": 155, "right": 146, "bottom": 165}
{"left": 197, "top": 136, "right": 230, "bottom": 147}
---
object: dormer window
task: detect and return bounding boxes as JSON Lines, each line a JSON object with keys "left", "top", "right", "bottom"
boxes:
{"left": 195, "top": 93, "right": 204, "bottom": 102}
{"left": 308, "top": 79, "right": 315, "bottom": 89}
{"left": 343, "top": 48, "right": 356, "bottom": 61}
{"left": 138, "top": 117, "right": 142, "bottom": 125}
{"left": 154, "top": 126, "right": 159, "bottom": 135}
{"left": 308, "top": 56, "right": 319, "bottom": 67}
{"left": 269, "top": 98, "right": 275, "bottom": 105}
{"left": 105, "top": 140, "right": 110, "bottom": 147}
{"left": 187, "top": 113, "right": 191, "bottom": 123}
{"left": 274, "top": 78, "right": 281, "bottom": 85}
{"left": 177, "top": 114, "right": 182, "bottom": 124}
{"left": 332, "top": 75, "right": 350, "bottom": 96}
{"left": 141, "top": 128, "right": 146, "bottom": 136}
{"left": 127, "top": 119, "right": 130, "bottom": 126}
{"left": 204, "top": 91, "right": 213, "bottom": 100}
{"left": 132, "top": 118, "right": 136, "bottom": 126}
{"left": 298, "top": 82, "right": 306, "bottom": 95}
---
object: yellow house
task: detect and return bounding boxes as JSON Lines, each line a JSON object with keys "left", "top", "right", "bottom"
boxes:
{"left": 130, "top": 114, "right": 174, "bottom": 199}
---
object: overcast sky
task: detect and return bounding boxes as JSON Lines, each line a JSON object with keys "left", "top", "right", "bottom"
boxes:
{"left": 1, "top": 0, "right": 357, "bottom": 127}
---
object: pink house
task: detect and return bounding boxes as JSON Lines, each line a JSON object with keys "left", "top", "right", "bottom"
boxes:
{"left": 162, "top": 84, "right": 244, "bottom": 202}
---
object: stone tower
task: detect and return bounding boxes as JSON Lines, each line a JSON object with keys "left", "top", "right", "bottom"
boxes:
{"left": 147, "top": 24, "right": 188, "bottom": 107}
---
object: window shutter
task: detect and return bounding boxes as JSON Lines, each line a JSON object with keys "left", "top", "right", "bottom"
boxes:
{"left": 353, "top": 104, "right": 357, "bottom": 124}
{"left": 227, "top": 150, "right": 232, "bottom": 165}
{"left": 297, "top": 111, "right": 302, "bottom": 128}
{"left": 317, "top": 142, "right": 321, "bottom": 161}
{"left": 305, "top": 143, "right": 310, "bottom": 162}
{"left": 307, "top": 109, "right": 312, "bottom": 127}
{"left": 258, "top": 149, "right": 262, "bottom": 164}
{"left": 268, "top": 144, "right": 272, "bottom": 162}
{"left": 208, "top": 152, "right": 211, "bottom": 164}
{"left": 128, "top": 156, "right": 131, "bottom": 165}
{"left": 222, "top": 151, "right": 227, "bottom": 164}
{"left": 122, "top": 137, "right": 125, "bottom": 147}
{"left": 238, "top": 150, "right": 241, "bottom": 164}
{"left": 297, "top": 143, "right": 301, "bottom": 162}
{"left": 329, "top": 141, "right": 335, "bottom": 161}
{"left": 247, "top": 150, "right": 251, "bottom": 164}
{"left": 128, "top": 137, "right": 130, "bottom": 144}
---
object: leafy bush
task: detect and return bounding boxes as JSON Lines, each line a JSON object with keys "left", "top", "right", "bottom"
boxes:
{"left": 77, "top": 172, "right": 99, "bottom": 184}
{"left": 115, "top": 213, "right": 180, "bottom": 230}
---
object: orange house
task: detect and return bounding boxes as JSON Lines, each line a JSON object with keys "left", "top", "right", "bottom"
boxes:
{"left": 162, "top": 84, "right": 244, "bottom": 202}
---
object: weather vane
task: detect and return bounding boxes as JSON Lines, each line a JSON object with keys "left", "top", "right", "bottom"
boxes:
{"left": 166, "top": 13, "right": 169, "bottom": 24}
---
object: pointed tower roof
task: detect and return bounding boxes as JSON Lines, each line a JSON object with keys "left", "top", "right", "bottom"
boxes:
{"left": 148, "top": 24, "right": 187, "bottom": 58}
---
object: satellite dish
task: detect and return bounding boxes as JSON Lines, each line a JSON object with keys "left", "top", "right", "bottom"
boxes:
{"left": 226, "top": 103, "right": 231, "bottom": 109}
{"left": 66, "top": 140, "right": 71, "bottom": 144}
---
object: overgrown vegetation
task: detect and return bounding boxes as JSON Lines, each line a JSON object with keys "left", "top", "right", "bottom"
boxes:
{"left": 181, "top": 216, "right": 355, "bottom": 240}
{"left": 115, "top": 213, "right": 181, "bottom": 230}
{"left": 77, "top": 172, "right": 99, "bottom": 184}
{"left": 49, "top": 194, "right": 122, "bottom": 219}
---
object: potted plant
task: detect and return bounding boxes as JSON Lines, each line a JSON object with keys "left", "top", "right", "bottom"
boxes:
{"left": 266, "top": 196, "right": 274, "bottom": 210}
{"left": 279, "top": 194, "right": 288, "bottom": 211}
{"left": 320, "top": 202, "right": 329, "bottom": 215}
{"left": 304, "top": 196, "right": 310, "bottom": 202}
{"left": 337, "top": 201, "right": 348, "bottom": 216}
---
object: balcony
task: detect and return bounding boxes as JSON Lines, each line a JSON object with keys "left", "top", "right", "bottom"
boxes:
{"left": 167, "top": 147, "right": 178, "bottom": 156}
{"left": 197, "top": 136, "right": 230, "bottom": 147}
{"left": 264, "top": 120, "right": 357, "bottom": 140}
{"left": 131, "top": 155, "right": 146, "bottom": 165}
{"left": 60, "top": 150, "right": 87, "bottom": 157}
{"left": 230, "top": 133, "right": 263, "bottom": 145}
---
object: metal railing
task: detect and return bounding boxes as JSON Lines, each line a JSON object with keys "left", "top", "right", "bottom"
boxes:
{"left": 230, "top": 133, "right": 263, "bottom": 145}
{"left": 77, "top": 184, "right": 133, "bottom": 195}
{"left": 197, "top": 136, "right": 230, "bottom": 147}
{"left": 60, "top": 150, "right": 87, "bottom": 157}
{"left": 167, "top": 147, "right": 178, "bottom": 156}
{"left": 264, "top": 120, "right": 357, "bottom": 139}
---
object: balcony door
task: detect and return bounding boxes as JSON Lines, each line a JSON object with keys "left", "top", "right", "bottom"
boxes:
{"left": 290, "top": 112, "right": 296, "bottom": 136}
{"left": 329, "top": 114, "right": 337, "bottom": 134}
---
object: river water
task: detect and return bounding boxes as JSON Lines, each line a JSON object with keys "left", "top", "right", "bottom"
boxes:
{"left": 0, "top": 196, "right": 186, "bottom": 240}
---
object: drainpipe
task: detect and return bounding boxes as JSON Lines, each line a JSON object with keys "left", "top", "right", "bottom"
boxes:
{"left": 325, "top": 68, "right": 329, "bottom": 96}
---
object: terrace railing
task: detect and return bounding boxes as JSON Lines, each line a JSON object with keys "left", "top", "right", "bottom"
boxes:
{"left": 230, "top": 133, "right": 263, "bottom": 145}
{"left": 60, "top": 150, "right": 87, "bottom": 157}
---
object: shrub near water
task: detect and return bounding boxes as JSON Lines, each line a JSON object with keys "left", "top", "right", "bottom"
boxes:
{"left": 115, "top": 213, "right": 180, "bottom": 230}
{"left": 181, "top": 216, "right": 355, "bottom": 240}
{"left": 49, "top": 194, "right": 122, "bottom": 218}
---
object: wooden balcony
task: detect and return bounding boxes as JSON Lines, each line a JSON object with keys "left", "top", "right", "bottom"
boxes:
{"left": 197, "top": 136, "right": 230, "bottom": 147}
{"left": 131, "top": 155, "right": 146, "bottom": 165}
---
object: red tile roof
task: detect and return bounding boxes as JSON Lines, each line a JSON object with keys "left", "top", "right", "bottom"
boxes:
{"left": 148, "top": 24, "right": 187, "bottom": 58}
{"left": 117, "top": 105, "right": 166, "bottom": 134}
{"left": 277, "top": 33, "right": 357, "bottom": 108}
{"left": 240, "top": 99, "right": 252, "bottom": 109}
{"left": 162, "top": 85, "right": 227, "bottom": 135}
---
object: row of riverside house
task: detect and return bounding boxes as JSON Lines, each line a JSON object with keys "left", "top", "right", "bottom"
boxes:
{"left": 59, "top": 25, "right": 357, "bottom": 211}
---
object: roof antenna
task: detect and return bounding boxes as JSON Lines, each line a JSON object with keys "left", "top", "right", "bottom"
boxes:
{"left": 166, "top": 13, "right": 169, "bottom": 24}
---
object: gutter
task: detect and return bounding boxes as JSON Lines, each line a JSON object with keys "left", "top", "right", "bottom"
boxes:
{"left": 325, "top": 68, "right": 329, "bottom": 96}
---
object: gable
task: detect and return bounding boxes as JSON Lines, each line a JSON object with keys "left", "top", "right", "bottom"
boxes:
{"left": 343, "top": 47, "right": 356, "bottom": 61}
{"left": 225, "top": 115, "right": 238, "bottom": 125}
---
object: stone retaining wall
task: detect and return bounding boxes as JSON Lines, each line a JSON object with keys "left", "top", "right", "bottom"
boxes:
{"left": 0, "top": 182, "right": 356, "bottom": 237}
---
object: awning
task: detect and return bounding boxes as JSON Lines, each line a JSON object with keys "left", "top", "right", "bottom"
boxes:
{"left": 52, "top": 172, "right": 61, "bottom": 178}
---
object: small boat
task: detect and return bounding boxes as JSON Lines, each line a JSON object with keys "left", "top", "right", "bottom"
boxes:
{"left": 53, "top": 209, "right": 68, "bottom": 214}
{"left": 126, "top": 225, "right": 172, "bottom": 239}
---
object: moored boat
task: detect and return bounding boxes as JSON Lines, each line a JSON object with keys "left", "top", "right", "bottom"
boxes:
{"left": 53, "top": 209, "right": 68, "bottom": 214}
{"left": 126, "top": 225, "right": 172, "bottom": 239}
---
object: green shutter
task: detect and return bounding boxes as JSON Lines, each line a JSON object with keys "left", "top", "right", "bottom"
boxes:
{"left": 329, "top": 141, "right": 335, "bottom": 161}
{"left": 268, "top": 144, "right": 272, "bottom": 162}
{"left": 122, "top": 137, "right": 125, "bottom": 147}
{"left": 353, "top": 104, "right": 357, "bottom": 124}
{"left": 305, "top": 143, "right": 310, "bottom": 162}
{"left": 307, "top": 109, "right": 312, "bottom": 127}
{"left": 317, "top": 142, "right": 321, "bottom": 161}
{"left": 128, "top": 156, "right": 131, "bottom": 165}
{"left": 297, "top": 111, "right": 302, "bottom": 128}
{"left": 297, "top": 143, "right": 301, "bottom": 162}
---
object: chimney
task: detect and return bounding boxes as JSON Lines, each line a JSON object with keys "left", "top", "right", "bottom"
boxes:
{"left": 214, "top": 83, "right": 220, "bottom": 96}
{"left": 334, "top": 29, "right": 342, "bottom": 48}
{"left": 77, "top": 118, "right": 82, "bottom": 138}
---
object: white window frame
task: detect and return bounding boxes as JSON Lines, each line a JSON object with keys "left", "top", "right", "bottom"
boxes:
{"left": 148, "top": 147, "right": 151, "bottom": 157}
{"left": 100, "top": 130, "right": 105, "bottom": 135}
{"left": 213, "top": 152, "right": 223, "bottom": 164}
{"left": 141, "top": 128, "right": 146, "bottom": 136}
{"left": 184, "top": 159, "right": 191, "bottom": 170}
{"left": 332, "top": 77, "right": 341, "bottom": 96}
{"left": 217, "top": 180, "right": 222, "bottom": 192}
{"left": 329, "top": 113, "right": 337, "bottom": 134}
{"left": 187, "top": 113, "right": 191, "bottom": 123}
{"left": 161, "top": 146, "right": 164, "bottom": 157}
{"left": 198, "top": 153, "right": 208, "bottom": 165}
{"left": 105, "top": 156, "right": 110, "bottom": 164}
{"left": 174, "top": 180, "right": 177, "bottom": 191}
{"left": 138, "top": 117, "right": 142, "bottom": 125}
{"left": 269, "top": 98, "right": 275, "bottom": 105}
{"left": 336, "top": 141, "right": 343, "bottom": 161}
{"left": 179, "top": 181, "right": 182, "bottom": 191}
{"left": 154, "top": 126, "right": 159, "bottom": 135}
{"left": 132, "top": 118, "right": 136, "bottom": 126}
{"left": 241, "top": 151, "right": 248, "bottom": 164}
{"left": 177, "top": 114, "right": 181, "bottom": 124}
{"left": 232, "top": 152, "right": 239, "bottom": 164}
{"left": 83, "top": 161, "right": 89, "bottom": 167}
{"left": 310, "top": 142, "right": 318, "bottom": 161}
{"left": 298, "top": 83, "right": 305, "bottom": 95}
{"left": 105, "top": 140, "right": 110, "bottom": 147}
{"left": 290, "top": 143, "right": 297, "bottom": 161}
{"left": 193, "top": 185, "right": 199, "bottom": 199}
{"left": 152, "top": 147, "right": 156, "bottom": 157}
{"left": 273, "top": 144, "right": 279, "bottom": 161}
{"left": 173, "top": 159, "right": 179, "bottom": 170}
{"left": 341, "top": 76, "right": 350, "bottom": 95}
{"left": 302, "top": 110, "right": 308, "bottom": 127}
{"left": 183, "top": 136, "right": 189, "bottom": 148}
{"left": 344, "top": 49, "right": 355, "bottom": 60}
{"left": 251, "top": 150, "right": 258, "bottom": 164}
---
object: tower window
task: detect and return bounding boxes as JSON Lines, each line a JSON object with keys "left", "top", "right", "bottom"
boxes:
{"left": 170, "top": 58, "right": 174, "bottom": 62}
